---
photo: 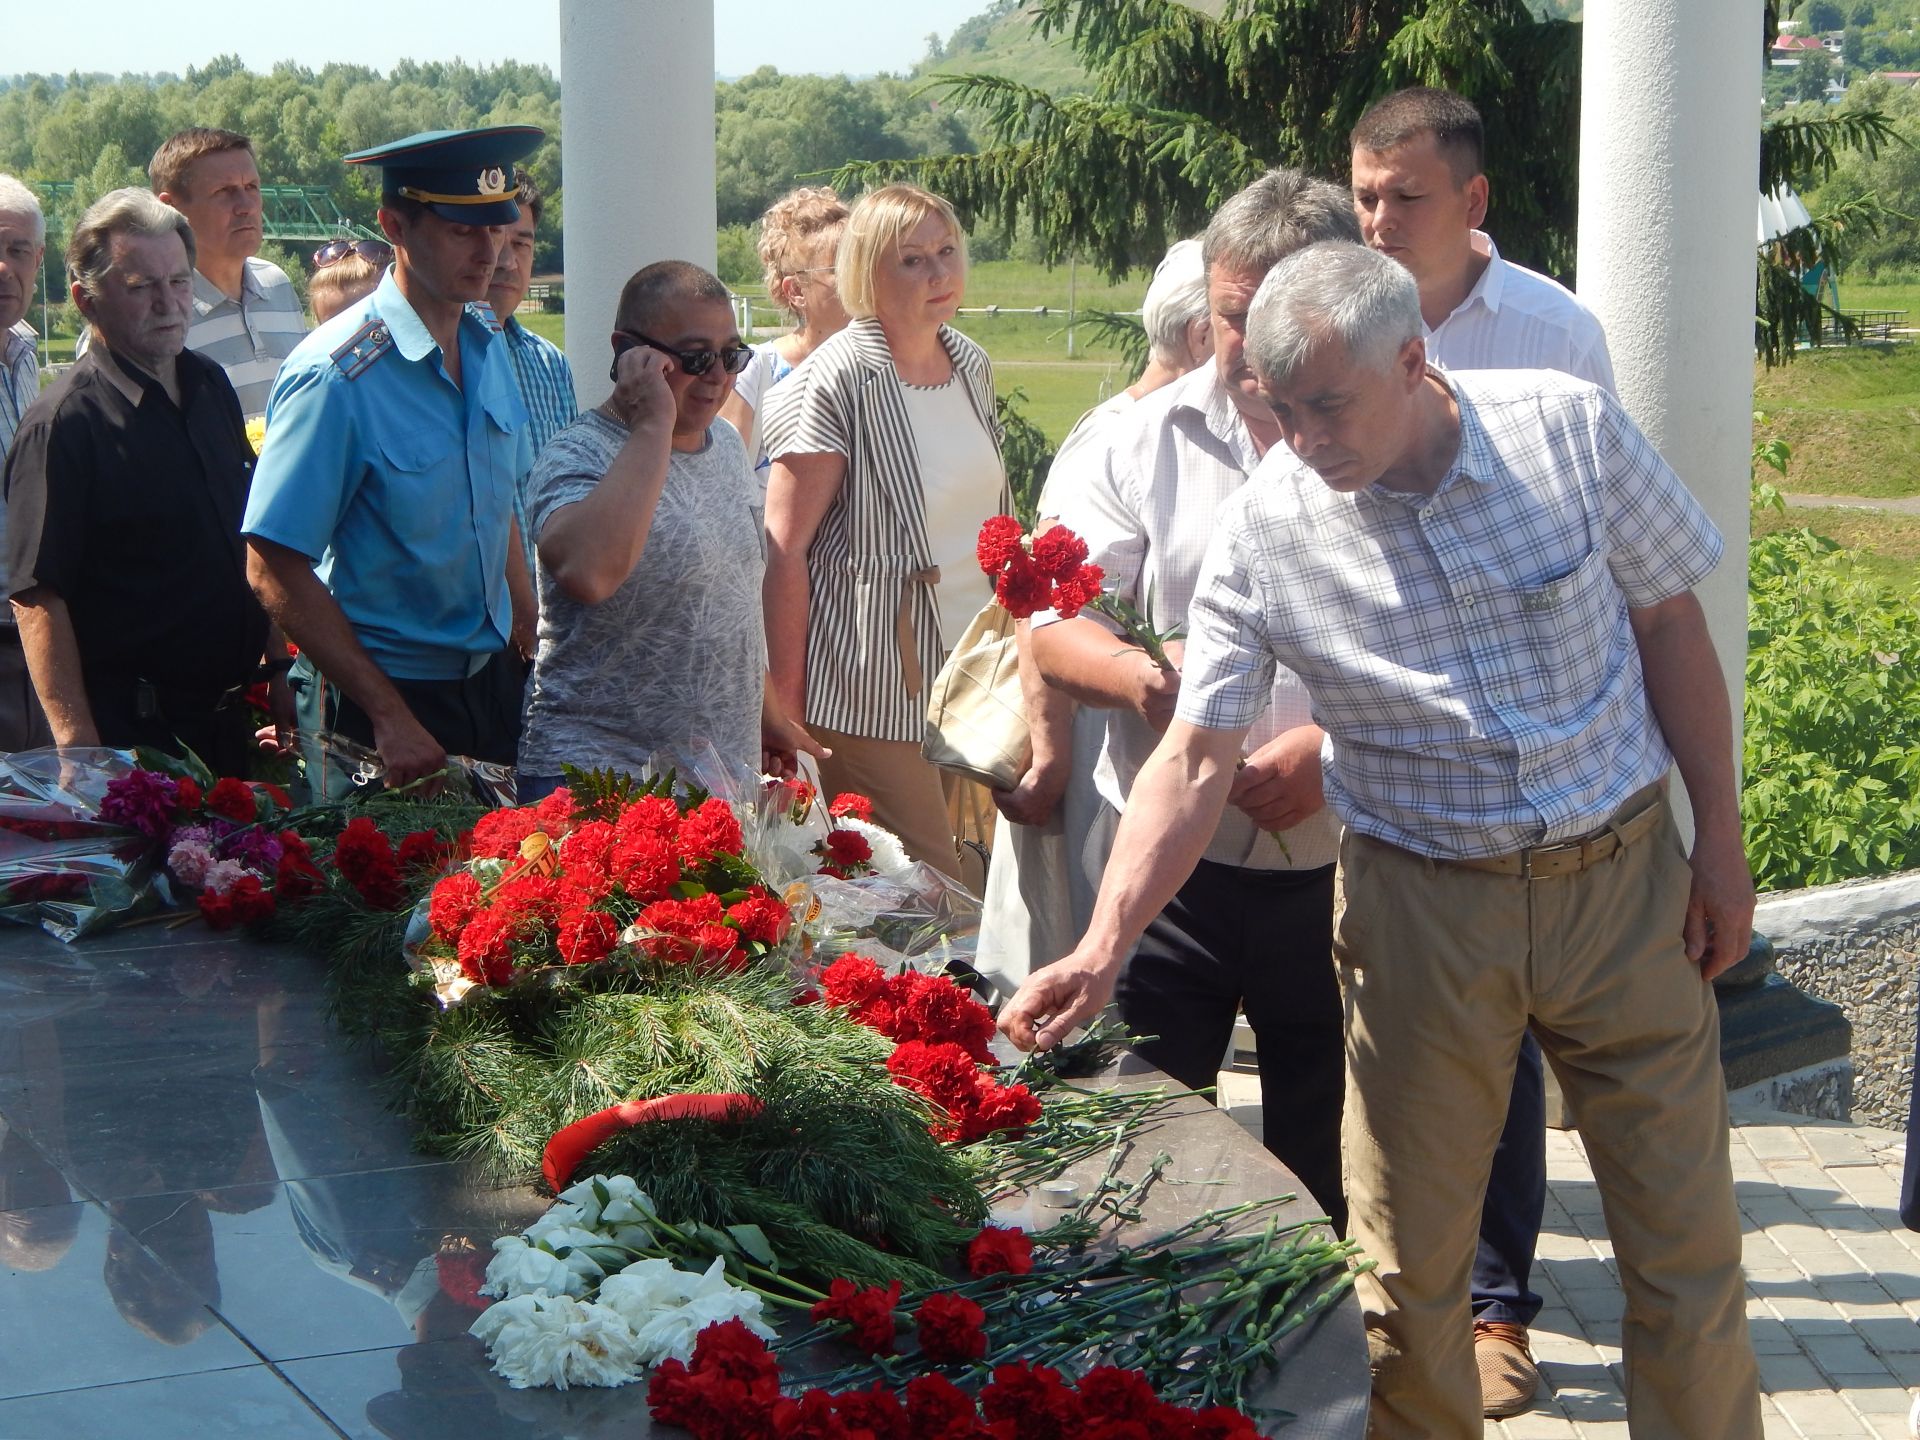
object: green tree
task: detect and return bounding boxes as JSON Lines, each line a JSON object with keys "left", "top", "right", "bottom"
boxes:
{"left": 1795, "top": 46, "right": 1837, "bottom": 102}
{"left": 837, "top": 0, "right": 1582, "bottom": 280}
{"left": 1803, "top": 0, "right": 1845, "bottom": 29}
{"left": 1850, "top": 1, "right": 1877, "bottom": 23}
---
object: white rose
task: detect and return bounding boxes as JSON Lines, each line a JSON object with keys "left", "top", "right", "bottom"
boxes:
{"left": 531, "top": 1224, "right": 619, "bottom": 1282}
{"left": 480, "top": 1236, "right": 590, "bottom": 1300}
{"left": 469, "top": 1294, "right": 644, "bottom": 1390}
{"left": 523, "top": 1200, "right": 591, "bottom": 1244}
{"left": 624, "top": 1258, "right": 776, "bottom": 1367}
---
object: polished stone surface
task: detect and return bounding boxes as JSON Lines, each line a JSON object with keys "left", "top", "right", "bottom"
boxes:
{"left": 0, "top": 919, "right": 1367, "bottom": 1438}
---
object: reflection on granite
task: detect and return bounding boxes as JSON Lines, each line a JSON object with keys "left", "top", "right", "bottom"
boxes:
{"left": 0, "top": 922, "right": 1367, "bottom": 1438}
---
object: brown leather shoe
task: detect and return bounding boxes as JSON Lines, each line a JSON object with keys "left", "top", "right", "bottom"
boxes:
{"left": 1474, "top": 1320, "right": 1541, "bottom": 1418}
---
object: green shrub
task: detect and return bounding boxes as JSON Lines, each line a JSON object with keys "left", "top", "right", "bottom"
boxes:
{"left": 1742, "top": 524, "right": 1920, "bottom": 889}
{"left": 995, "top": 387, "right": 1055, "bottom": 527}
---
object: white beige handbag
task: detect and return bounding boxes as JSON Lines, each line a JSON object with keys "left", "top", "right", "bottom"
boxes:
{"left": 922, "top": 600, "right": 1029, "bottom": 791}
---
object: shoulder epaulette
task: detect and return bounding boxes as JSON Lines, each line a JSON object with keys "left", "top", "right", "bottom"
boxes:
{"left": 466, "top": 301, "right": 505, "bottom": 334}
{"left": 330, "top": 316, "right": 394, "bottom": 380}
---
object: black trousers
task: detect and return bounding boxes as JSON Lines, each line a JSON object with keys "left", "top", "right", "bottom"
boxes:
{"left": 86, "top": 681, "right": 256, "bottom": 779}
{"left": 325, "top": 651, "right": 524, "bottom": 767}
{"left": 1472, "top": 1033, "right": 1546, "bottom": 1327}
{"left": 0, "top": 624, "right": 51, "bottom": 753}
{"left": 1113, "top": 858, "right": 1346, "bottom": 1233}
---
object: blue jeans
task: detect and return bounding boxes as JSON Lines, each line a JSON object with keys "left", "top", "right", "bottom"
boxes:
{"left": 516, "top": 773, "right": 565, "bottom": 804}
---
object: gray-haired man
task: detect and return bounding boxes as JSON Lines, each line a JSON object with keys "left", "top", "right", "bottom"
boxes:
{"left": 1002, "top": 240, "right": 1761, "bottom": 1438}
{"left": 1023, "top": 169, "right": 1361, "bottom": 1227}
{"left": 0, "top": 175, "right": 52, "bottom": 751}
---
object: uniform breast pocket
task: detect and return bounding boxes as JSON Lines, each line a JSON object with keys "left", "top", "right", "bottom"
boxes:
{"left": 376, "top": 431, "right": 457, "bottom": 545}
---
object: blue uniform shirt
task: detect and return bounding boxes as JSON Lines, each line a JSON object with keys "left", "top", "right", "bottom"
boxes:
{"left": 243, "top": 269, "right": 531, "bottom": 681}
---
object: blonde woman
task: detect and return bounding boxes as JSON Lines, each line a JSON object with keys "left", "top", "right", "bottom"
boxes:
{"left": 719, "top": 186, "right": 851, "bottom": 478}
{"left": 762, "top": 184, "right": 1006, "bottom": 883}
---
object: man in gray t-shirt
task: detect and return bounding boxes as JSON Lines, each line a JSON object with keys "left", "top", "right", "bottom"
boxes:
{"left": 517, "top": 260, "right": 821, "bottom": 794}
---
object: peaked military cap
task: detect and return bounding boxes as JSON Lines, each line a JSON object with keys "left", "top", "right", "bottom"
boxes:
{"left": 344, "top": 126, "right": 545, "bottom": 225}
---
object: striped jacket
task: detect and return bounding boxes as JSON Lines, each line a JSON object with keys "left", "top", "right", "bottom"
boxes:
{"left": 763, "top": 317, "right": 1008, "bottom": 742}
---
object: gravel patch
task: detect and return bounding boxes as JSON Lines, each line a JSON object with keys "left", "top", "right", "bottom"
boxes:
{"left": 1771, "top": 921, "right": 1919, "bottom": 1131}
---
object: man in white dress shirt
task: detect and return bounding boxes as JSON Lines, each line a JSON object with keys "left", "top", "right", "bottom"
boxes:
{"left": 1350, "top": 84, "right": 1617, "bottom": 1417}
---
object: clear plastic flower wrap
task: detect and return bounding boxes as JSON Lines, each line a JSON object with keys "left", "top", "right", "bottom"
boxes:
{"left": 0, "top": 747, "right": 170, "bottom": 941}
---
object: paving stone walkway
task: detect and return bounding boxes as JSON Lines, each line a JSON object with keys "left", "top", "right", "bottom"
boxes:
{"left": 1217, "top": 1073, "right": 1920, "bottom": 1438}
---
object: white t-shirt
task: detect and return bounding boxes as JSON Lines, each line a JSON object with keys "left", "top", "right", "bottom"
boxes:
{"left": 900, "top": 375, "right": 1001, "bottom": 651}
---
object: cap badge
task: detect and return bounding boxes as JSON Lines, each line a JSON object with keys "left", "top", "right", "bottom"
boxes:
{"left": 477, "top": 166, "right": 508, "bottom": 197}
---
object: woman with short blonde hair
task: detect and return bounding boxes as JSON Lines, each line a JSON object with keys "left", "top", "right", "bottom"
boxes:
{"left": 760, "top": 184, "right": 1005, "bottom": 883}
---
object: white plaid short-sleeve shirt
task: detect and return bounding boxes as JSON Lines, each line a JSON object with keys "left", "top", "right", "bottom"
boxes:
{"left": 1035, "top": 363, "right": 1339, "bottom": 872}
{"left": 1177, "top": 368, "right": 1723, "bottom": 861}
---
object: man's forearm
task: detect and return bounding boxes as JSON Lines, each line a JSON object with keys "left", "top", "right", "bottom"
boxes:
{"left": 245, "top": 540, "right": 411, "bottom": 727}
{"left": 1031, "top": 615, "right": 1156, "bottom": 709}
{"left": 1631, "top": 591, "right": 1740, "bottom": 837}
{"left": 11, "top": 589, "right": 97, "bottom": 745}
{"left": 1079, "top": 721, "right": 1240, "bottom": 969}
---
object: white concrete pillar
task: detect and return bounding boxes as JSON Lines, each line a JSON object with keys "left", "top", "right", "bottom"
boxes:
{"left": 1577, "top": 0, "right": 1761, "bottom": 821}
{"left": 559, "top": 0, "right": 717, "bottom": 409}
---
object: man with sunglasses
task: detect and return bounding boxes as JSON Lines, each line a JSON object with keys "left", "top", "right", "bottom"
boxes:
{"left": 242, "top": 127, "right": 543, "bottom": 792}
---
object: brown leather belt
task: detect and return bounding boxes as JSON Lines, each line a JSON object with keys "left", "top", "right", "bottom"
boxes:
{"left": 1445, "top": 782, "right": 1666, "bottom": 880}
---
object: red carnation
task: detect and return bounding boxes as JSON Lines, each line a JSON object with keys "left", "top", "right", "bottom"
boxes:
{"left": 727, "top": 887, "right": 792, "bottom": 946}
{"left": 532, "top": 786, "right": 577, "bottom": 832}
{"left": 557, "top": 820, "right": 617, "bottom": 897}
{"left": 455, "top": 907, "right": 517, "bottom": 987}
{"left": 894, "top": 971, "right": 997, "bottom": 1062}
{"left": 255, "top": 780, "right": 294, "bottom": 811}
{"left": 197, "top": 873, "right": 274, "bottom": 930}
{"left": 677, "top": 796, "right": 745, "bottom": 864}
{"left": 205, "top": 777, "right": 258, "bottom": 824}
{"left": 1076, "top": 1367, "right": 1159, "bottom": 1423}
{"left": 333, "top": 816, "right": 406, "bottom": 910}
{"left": 1050, "top": 562, "right": 1106, "bottom": 621}
{"left": 554, "top": 905, "right": 619, "bottom": 965}
{"left": 1029, "top": 525, "right": 1090, "bottom": 580}
{"left": 905, "top": 1373, "right": 977, "bottom": 1432}
{"left": 993, "top": 553, "right": 1055, "bottom": 620}
{"left": 615, "top": 795, "right": 682, "bottom": 840}
{"left": 771, "top": 1389, "right": 850, "bottom": 1440}
{"left": 490, "top": 874, "right": 563, "bottom": 935}
{"left": 819, "top": 953, "right": 887, "bottom": 1006}
{"left": 397, "top": 829, "right": 451, "bottom": 875}
{"left": 963, "top": 1078, "right": 1043, "bottom": 1143}
{"left": 809, "top": 1278, "right": 901, "bottom": 1354}
{"left": 173, "top": 776, "right": 203, "bottom": 812}
{"left": 976, "top": 514, "right": 1027, "bottom": 574}
{"left": 469, "top": 807, "right": 541, "bottom": 860}
{"left": 967, "top": 1225, "right": 1035, "bottom": 1279}
{"left": 611, "top": 829, "right": 680, "bottom": 902}
{"left": 828, "top": 831, "right": 872, "bottom": 864}
{"left": 689, "top": 1318, "right": 781, "bottom": 1394}
{"left": 980, "top": 1360, "right": 1081, "bottom": 1438}
{"left": 428, "top": 871, "right": 485, "bottom": 944}
{"left": 1186, "top": 1407, "right": 1261, "bottom": 1440}
{"left": 827, "top": 792, "right": 874, "bottom": 822}
{"left": 916, "top": 1291, "right": 988, "bottom": 1364}
{"left": 830, "top": 1384, "right": 909, "bottom": 1440}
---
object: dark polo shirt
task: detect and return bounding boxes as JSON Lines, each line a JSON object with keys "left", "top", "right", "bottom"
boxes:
{"left": 2, "top": 344, "right": 267, "bottom": 693}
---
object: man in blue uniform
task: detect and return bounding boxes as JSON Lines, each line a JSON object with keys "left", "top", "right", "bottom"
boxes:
{"left": 243, "top": 127, "right": 541, "bottom": 789}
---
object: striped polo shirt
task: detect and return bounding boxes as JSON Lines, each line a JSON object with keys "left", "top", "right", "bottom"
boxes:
{"left": 187, "top": 258, "right": 308, "bottom": 420}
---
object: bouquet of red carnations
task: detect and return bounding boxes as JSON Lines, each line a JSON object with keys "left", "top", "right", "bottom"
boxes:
{"left": 975, "top": 517, "right": 1183, "bottom": 668}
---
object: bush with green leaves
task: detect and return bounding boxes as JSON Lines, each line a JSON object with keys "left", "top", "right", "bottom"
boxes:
{"left": 1743, "top": 523, "right": 1920, "bottom": 889}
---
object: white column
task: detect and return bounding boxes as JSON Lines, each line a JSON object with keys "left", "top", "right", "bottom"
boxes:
{"left": 559, "top": 0, "right": 717, "bottom": 409}
{"left": 1577, "top": 0, "right": 1760, "bottom": 825}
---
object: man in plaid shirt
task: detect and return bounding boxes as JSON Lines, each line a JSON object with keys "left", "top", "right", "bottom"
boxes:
{"left": 1000, "top": 241, "right": 1761, "bottom": 1440}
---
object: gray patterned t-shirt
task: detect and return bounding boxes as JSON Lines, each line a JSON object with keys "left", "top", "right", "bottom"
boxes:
{"left": 518, "top": 411, "right": 764, "bottom": 779}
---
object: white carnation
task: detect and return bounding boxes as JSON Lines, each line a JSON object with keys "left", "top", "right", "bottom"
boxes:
{"left": 556, "top": 1174, "right": 658, "bottom": 1234}
{"left": 480, "top": 1236, "right": 590, "bottom": 1300}
{"left": 596, "top": 1257, "right": 703, "bottom": 1324}
{"left": 530, "top": 1224, "right": 620, "bottom": 1283}
{"left": 469, "top": 1293, "right": 644, "bottom": 1390}
{"left": 620, "top": 1257, "right": 776, "bottom": 1367}
{"left": 523, "top": 1200, "right": 591, "bottom": 1244}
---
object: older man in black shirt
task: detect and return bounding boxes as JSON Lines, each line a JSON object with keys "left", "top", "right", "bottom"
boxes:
{"left": 3, "top": 188, "right": 280, "bottom": 775}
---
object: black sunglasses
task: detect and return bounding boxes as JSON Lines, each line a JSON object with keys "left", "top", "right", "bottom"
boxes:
{"left": 313, "top": 238, "right": 394, "bottom": 270}
{"left": 611, "top": 328, "right": 752, "bottom": 380}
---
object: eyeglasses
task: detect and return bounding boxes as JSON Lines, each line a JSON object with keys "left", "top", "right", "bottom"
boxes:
{"left": 613, "top": 328, "right": 753, "bottom": 378}
{"left": 312, "top": 238, "right": 395, "bottom": 270}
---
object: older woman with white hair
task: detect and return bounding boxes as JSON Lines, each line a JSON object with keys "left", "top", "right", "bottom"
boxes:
{"left": 0, "top": 173, "right": 52, "bottom": 752}
{"left": 762, "top": 183, "right": 1008, "bottom": 882}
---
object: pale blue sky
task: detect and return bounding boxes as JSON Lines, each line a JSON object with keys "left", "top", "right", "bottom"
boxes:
{"left": 9, "top": 0, "right": 991, "bottom": 80}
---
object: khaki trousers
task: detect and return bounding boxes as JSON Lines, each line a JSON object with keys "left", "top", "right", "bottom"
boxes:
{"left": 813, "top": 726, "right": 989, "bottom": 891}
{"left": 1336, "top": 801, "right": 1759, "bottom": 1440}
